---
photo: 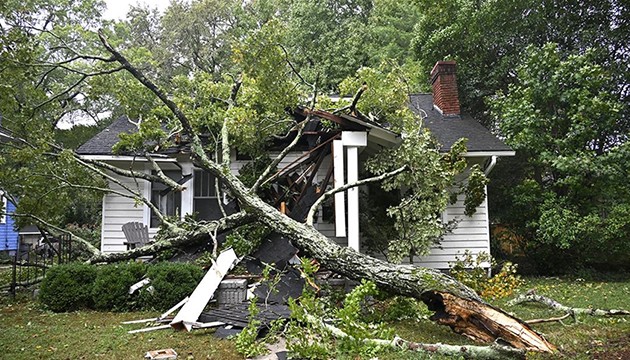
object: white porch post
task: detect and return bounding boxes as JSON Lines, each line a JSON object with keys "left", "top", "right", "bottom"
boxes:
{"left": 341, "top": 132, "right": 367, "bottom": 252}
{"left": 333, "top": 140, "right": 346, "bottom": 237}
{"left": 180, "top": 162, "right": 194, "bottom": 219}
{"left": 346, "top": 146, "right": 359, "bottom": 251}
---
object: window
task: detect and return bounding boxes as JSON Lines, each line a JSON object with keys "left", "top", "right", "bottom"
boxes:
{"left": 150, "top": 170, "right": 182, "bottom": 228}
{"left": 193, "top": 169, "right": 222, "bottom": 220}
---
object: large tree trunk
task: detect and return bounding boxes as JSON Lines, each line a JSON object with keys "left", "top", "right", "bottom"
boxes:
{"left": 212, "top": 172, "right": 556, "bottom": 353}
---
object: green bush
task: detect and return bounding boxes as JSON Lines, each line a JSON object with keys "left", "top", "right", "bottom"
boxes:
{"left": 92, "top": 262, "right": 147, "bottom": 311}
{"left": 140, "top": 262, "right": 203, "bottom": 311}
{"left": 39, "top": 263, "right": 97, "bottom": 312}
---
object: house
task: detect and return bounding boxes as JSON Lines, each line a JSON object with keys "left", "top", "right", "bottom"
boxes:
{"left": 0, "top": 128, "right": 19, "bottom": 253}
{"left": 76, "top": 61, "right": 513, "bottom": 269}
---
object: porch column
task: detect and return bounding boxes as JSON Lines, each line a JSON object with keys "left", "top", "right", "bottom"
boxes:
{"left": 341, "top": 131, "right": 367, "bottom": 252}
{"left": 180, "top": 162, "right": 194, "bottom": 219}
{"left": 346, "top": 146, "right": 359, "bottom": 251}
{"left": 333, "top": 140, "right": 346, "bottom": 237}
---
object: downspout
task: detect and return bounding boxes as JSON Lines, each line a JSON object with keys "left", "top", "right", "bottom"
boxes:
{"left": 484, "top": 155, "right": 497, "bottom": 176}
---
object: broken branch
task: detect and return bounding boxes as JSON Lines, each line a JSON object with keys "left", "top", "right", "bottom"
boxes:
{"left": 306, "top": 165, "right": 407, "bottom": 226}
{"left": 509, "top": 292, "right": 630, "bottom": 317}
{"left": 303, "top": 313, "right": 526, "bottom": 359}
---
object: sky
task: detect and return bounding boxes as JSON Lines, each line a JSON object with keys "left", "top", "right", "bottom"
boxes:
{"left": 103, "top": 0, "right": 172, "bottom": 20}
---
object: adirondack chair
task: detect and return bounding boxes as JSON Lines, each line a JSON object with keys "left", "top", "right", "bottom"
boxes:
{"left": 122, "top": 222, "right": 151, "bottom": 250}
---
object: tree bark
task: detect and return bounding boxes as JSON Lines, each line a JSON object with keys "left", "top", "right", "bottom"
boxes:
{"left": 509, "top": 292, "right": 630, "bottom": 317}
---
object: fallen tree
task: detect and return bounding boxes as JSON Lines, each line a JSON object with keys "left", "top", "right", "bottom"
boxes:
{"left": 82, "top": 31, "right": 555, "bottom": 353}
{"left": 0, "top": 10, "right": 556, "bottom": 356}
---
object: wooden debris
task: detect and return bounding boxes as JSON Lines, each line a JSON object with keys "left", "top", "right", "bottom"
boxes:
{"left": 421, "top": 291, "right": 556, "bottom": 353}
{"left": 170, "top": 248, "right": 239, "bottom": 331}
{"left": 159, "top": 296, "right": 189, "bottom": 320}
{"left": 145, "top": 348, "right": 177, "bottom": 360}
{"left": 128, "top": 324, "right": 171, "bottom": 334}
{"left": 129, "top": 278, "right": 151, "bottom": 294}
{"left": 509, "top": 292, "right": 630, "bottom": 317}
{"left": 526, "top": 313, "right": 573, "bottom": 325}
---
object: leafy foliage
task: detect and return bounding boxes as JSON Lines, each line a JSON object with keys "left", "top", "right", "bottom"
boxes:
{"left": 489, "top": 44, "right": 630, "bottom": 271}
{"left": 39, "top": 262, "right": 98, "bottom": 312}
{"left": 91, "top": 261, "right": 146, "bottom": 311}
{"left": 140, "top": 262, "right": 203, "bottom": 311}
{"left": 449, "top": 251, "right": 523, "bottom": 300}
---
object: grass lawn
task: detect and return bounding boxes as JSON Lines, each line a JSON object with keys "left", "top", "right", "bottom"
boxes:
{"left": 1, "top": 274, "right": 629, "bottom": 359}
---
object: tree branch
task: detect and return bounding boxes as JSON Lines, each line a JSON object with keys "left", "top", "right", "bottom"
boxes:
{"left": 144, "top": 152, "right": 186, "bottom": 192}
{"left": 87, "top": 211, "right": 254, "bottom": 264}
{"left": 306, "top": 165, "right": 407, "bottom": 226}
{"left": 72, "top": 156, "right": 172, "bottom": 227}
{"left": 9, "top": 213, "right": 100, "bottom": 257}
{"left": 250, "top": 118, "right": 309, "bottom": 193}
{"left": 509, "top": 292, "right": 630, "bottom": 317}
{"left": 303, "top": 313, "right": 525, "bottom": 360}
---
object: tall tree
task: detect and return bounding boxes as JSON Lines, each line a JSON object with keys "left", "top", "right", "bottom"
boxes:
{"left": 412, "top": 0, "right": 629, "bottom": 124}
{"left": 489, "top": 43, "right": 630, "bottom": 271}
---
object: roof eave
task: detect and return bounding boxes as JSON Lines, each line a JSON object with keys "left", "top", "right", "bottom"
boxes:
{"left": 461, "top": 150, "right": 516, "bottom": 157}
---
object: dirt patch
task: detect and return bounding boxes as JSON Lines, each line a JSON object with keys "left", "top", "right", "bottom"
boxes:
{"left": 590, "top": 334, "right": 630, "bottom": 360}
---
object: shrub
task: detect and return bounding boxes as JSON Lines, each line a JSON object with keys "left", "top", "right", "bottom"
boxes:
{"left": 39, "top": 262, "right": 97, "bottom": 312}
{"left": 449, "top": 251, "right": 523, "bottom": 300}
{"left": 140, "top": 262, "right": 203, "bottom": 311}
{"left": 92, "top": 262, "right": 147, "bottom": 311}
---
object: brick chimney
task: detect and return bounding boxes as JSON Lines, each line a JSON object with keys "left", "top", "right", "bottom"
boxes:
{"left": 430, "top": 61, "right": 460, "bottom": 116}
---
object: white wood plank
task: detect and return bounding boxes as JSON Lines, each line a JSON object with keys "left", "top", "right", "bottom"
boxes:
{"left": 159, "top": 297, "right": 189, "bottom": 320}
{"left": 347, "top": 146, "right": 359, "bottom": 251}
{"left": 128, "top": 324, "right": 171, "bottom": 334}
{"left": 333, "top": 140, "right": 346, "bottom": 237}
{"left": 170, "top": 249, "right": 239, "bottom": 331}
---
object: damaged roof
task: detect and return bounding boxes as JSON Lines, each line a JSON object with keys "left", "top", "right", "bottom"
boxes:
{"left": 77, "top": 99, "right": 512, "bottom": 156}
{"left": 409, "top": 94, "right": 513, "bottom": 154}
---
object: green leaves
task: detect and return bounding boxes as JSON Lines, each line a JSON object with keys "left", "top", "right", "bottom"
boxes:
{"left": 489, "top": 43, "right": 630, "bottom": 269}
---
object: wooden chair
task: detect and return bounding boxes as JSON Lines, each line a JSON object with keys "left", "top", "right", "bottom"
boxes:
{"left": 122, "top": 222, "right": 151, "bottom": 250}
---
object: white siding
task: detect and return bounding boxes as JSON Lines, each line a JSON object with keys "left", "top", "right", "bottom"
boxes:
{"left": 99, "top": 152, "right": 492, "bottom": 270}
{"left": 100, "top": 172, "right": 149, "bottom": 254}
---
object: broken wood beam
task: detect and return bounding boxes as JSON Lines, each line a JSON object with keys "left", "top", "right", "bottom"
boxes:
{"left": 128, "top": 324, "right": 171, "bottom": 334}
{"left": 170, "top": 248, "right": 239, "bottom": 331}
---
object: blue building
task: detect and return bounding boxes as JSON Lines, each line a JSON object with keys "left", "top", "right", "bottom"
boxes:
{"left": 0, "top": 193, "right": 18, "bottom": 252}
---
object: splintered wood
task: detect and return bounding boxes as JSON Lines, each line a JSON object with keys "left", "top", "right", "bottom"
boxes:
{"left": 421, "top": 291, "right": 556, "bottom": 353}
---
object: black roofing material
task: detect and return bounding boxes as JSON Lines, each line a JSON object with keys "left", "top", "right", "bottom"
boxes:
{"left": 409, "top": 94, "right": 512, "bottom": 153}
{"left": 76, "top": 116, "right": 137, "bottom": 155}
{"left": 78, "top": 97, "right": 511, "bottom": 155}
{"left": 199, "top": 303, "right": 291, "bottom": 329}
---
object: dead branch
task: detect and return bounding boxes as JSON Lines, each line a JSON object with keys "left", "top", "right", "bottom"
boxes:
{"left": 526, "top": 313, "right": 573, "bottom": 325}
{"left": 334, "top": 83, "right": 368, "bottom": 115}
{"left": 306, "top": 165, "right": 407, "bottom": 225}
{"left": 509, "top": 292, "right": 630, "bottom": 317}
